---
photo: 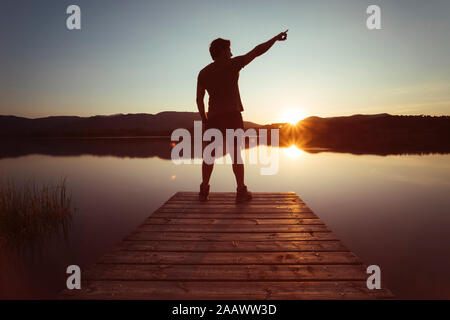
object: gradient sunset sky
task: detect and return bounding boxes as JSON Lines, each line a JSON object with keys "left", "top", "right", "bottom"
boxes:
{"left": 1, "top": 0, "right": 449, "bottom": 124}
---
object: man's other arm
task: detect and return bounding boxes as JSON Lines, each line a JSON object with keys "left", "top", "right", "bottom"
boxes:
{"left": 235, "top": 30, "right": 288, "bottom": 68}
{"left": 196, "top": 80, "right": 207, "bottom": 123}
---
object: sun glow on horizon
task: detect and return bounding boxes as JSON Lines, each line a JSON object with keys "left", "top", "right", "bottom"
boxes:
{"left": 279, "top": 109, "right": 308, "bottom": 125}
{"left": 282, "top": 145, "right": 305, "bottom": 158}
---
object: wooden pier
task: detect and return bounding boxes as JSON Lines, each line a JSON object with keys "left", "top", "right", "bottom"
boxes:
{"left": 61, "top": 192, "right": 393, "bottom": 299}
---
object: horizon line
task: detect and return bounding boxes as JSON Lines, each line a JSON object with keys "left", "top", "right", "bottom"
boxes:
{"left": 1, "top": 111, "right": 449, "bottom": 122}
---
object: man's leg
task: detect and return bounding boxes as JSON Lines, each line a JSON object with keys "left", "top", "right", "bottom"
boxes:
{"left": 199, "top": 158, "right": 213, "bottom": 201}
{"left": 232, "top": 163, "right": 245, "bottom": 189}
{"left": 202, "top": 131, "right": 224, "bottom": 186}
{"left": 232, "top": 138, "right": 245, "bottom": 188}
{"left": 199, "top": 124, "right": 213, "bottom": 200}
{"left": 199, "top": 130, "right": 223, "bottom": 201}
{"left": 202, "top": 161, "right": 214, "bottom": 186}
{"left": 229, "top": 131, "right": 252, "bottom": 202}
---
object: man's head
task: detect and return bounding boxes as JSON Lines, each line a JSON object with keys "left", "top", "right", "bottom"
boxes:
{"left": 209, "top": 38, "right": 232, "bottom": 61}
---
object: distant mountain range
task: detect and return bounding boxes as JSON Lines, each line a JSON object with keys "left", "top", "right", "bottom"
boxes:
{"left": 0, "top": 112, "right": 260, "bottom": 137}
{"left": 279, "top": 113, "right": 450, "bottom": 153}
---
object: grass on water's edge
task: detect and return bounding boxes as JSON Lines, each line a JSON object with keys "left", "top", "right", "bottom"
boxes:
{"left": 0, "top": 177, "right": 73, "bottom": 249}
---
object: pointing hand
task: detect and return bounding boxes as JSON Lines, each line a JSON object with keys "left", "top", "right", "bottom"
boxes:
{"left": 275, "top": 29, "right": 288, "bottom": 41}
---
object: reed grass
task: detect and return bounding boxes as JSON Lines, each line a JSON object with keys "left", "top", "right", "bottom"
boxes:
{"left": 0, "top": 178, "right": 73, "bottom": 249}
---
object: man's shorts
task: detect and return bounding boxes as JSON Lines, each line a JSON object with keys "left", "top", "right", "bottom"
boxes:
{"left": 204, "top": 111, "right": 245, "bottom": 163}
{"left": 205, "top": 111, "right": 244, "bottom": 135}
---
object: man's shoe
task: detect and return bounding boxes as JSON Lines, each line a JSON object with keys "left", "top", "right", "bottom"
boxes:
{"left": 199, "top": 183, "right": 210, "bottom": 201}
{"left": 236, "top": 185, "right": 252, "bottom": 202}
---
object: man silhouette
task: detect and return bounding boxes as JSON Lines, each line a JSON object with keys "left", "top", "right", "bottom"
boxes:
{"left": 197, "top": 30, "right": 288, "bottom": 202}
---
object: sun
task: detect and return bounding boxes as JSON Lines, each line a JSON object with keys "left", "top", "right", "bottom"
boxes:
{"left": 280, "top": 109, "right": 308, "bottom": 125}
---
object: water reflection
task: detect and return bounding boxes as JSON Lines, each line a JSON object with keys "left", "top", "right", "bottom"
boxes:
{"left": 1, "top": 137, "right": 448, "bottom": 160}
{"left": 0, "top": 138, "right": 449, "bottom": 299}
{"left": 283, "top": 145, "right": 306, "bottom": 158}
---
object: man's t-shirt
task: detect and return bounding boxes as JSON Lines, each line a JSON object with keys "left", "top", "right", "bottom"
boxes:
{"left": 197, "top": 56, "right": 249, "bottom": 118}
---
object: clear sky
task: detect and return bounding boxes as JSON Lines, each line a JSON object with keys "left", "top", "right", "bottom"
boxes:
{"left": 1, "top": 0, "right": 449, "bottom": 123}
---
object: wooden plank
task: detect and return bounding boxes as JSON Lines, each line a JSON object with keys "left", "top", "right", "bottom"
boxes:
{"left": 168, "top": 200, "right": 304, "bottom": 205}
{"left": 170, "top": 195, "right": 303, "bottom": 201}
{"left": 126, "top": 231, "right": 339, "bottom": 241}
{"left": 84, "top": 264, "right": 368, "bottom": 281}
{"left": 171, "top": 193, "right": 301, "bottom": 198}
{"left": 113, "top": 240, "right": 349, "bottom": 252}
{"left": 177, "top": 192, "right": 297, "bottom": 196}
{"left": 172, "top": 193, "right": 300, "bottom": 197}
{"left": 149, "top": 212, "right": 318, "bottom": 219}
{"left": 61, "top": 280, "right": 393, "bottom": 300}
{"left": 156, "top": 208, "right": 313, "bottom": 213}
{"left": 161, "top": 204, "right": 310, "bottom": 209}
{"left": 169, "top": 192, "right": 301, "bottom": 201}
{"left": 172, "top": 196, "right": 301, "bottom": 201}
{"left": 136, "top": 224, "right": 329, "bottom": 233}
{"left": 144, "top": 218, "right": 324, "bottom": 225}
{"left": 98, "top": 251, "right": 360, "bottom": 265}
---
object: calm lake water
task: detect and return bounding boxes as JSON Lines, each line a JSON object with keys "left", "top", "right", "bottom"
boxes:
{"left": 1, "top": 138, "right": 449, "bottom": 299}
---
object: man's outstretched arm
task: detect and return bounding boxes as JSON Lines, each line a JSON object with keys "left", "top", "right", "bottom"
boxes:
{"left": 237, "top": 30, "right": 288, "bottom": 67}
{"left": 196, "top": 82, "right": 207, "bottom": 123}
